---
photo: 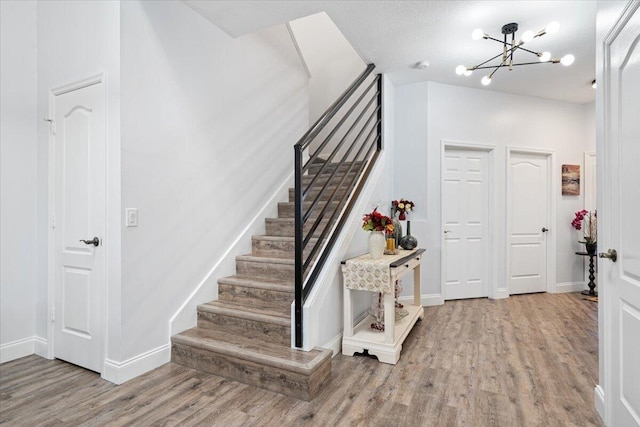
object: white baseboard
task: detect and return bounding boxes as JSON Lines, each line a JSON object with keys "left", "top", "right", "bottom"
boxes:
{"left": 34, "top": 337, "right": 48, "bottom": 358}
{"left": 594, "top": 384, "right": 605, "bottom": 423}
{"left": 554, "top": 282, "right": 587, "bottom": 294}
{"left": 0, "top": 336, "right": 47, "bottom": 364}
{"left": 102, "top": 343, "right": 171, "bottom": 385}
{"left": 323, "top": 332, "right": 343, "bottom": 357}
{"left": 398, "top": 294, "right": 444, "bottom": 307}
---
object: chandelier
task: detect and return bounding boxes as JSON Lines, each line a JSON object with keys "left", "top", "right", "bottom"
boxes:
{"left": 456, "top": 22, "right": 575, "bottom": 86}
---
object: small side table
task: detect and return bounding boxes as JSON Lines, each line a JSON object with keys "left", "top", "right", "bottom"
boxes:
{"left": 341, "top": 249, "right": 425, "bottom": 364}
{"left": 575, "top": 251, "right": 597, "bottom": 296}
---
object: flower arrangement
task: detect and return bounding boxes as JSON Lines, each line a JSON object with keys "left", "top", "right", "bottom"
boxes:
{"left": 392, "top": 198, "right": 415, "bottom": 220}
{"left": 571, "top": 209, "right": 597, "bottom": 244}
{"left": 362, "top": 208, "right": 395, "bottom": 233}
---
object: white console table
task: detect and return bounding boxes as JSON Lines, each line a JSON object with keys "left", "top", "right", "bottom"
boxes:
{"left": 341, "top": 249, "right": 425, "bottom": 364}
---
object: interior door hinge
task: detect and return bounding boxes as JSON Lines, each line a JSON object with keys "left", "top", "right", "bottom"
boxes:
{"left": 50, "top": 308, "right": 55, "bottom": 323}
{"left": 51, "top": 213, "right": 56, "bottom": 229}
{"left": 44, "top": 118, "right": 56, "bottom": 135}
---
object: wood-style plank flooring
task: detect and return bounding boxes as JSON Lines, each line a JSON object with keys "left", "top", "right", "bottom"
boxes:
{"left": 0, "top": 292, "right": 601, "bottom": 426}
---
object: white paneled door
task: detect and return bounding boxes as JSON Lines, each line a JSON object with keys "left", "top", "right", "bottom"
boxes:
{"left": 602, "top": 3, "right": 640, "bottom": 425}
{"left": 442, "top": 148, "right": 490, "bottom": 300}
{"left": 52, "top": 77, "right": 105, "bottom": 373}
{"left": 508, "top": 151, "right": 550, "bottom": 295}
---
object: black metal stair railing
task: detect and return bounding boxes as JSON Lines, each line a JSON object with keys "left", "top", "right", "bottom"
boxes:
{"left": 294, "top": 64, "right": 382, "bottom": 348}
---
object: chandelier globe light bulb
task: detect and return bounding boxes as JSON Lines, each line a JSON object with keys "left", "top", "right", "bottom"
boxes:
{"left": 456, "top": 65, "right": 467, "bottom": 75}
{"left": 561, "top": 54, "right": 575, "bottom": 66}
{"left": 481, "top": 76, "right": 492, "bottom": 86}
{"left": 521, "top": 30, "right": 535, "bottom": 43}
{"left": 546, "top": 21, "right": 560, "bottom": 34}
{"left": 539, "top": 51, "right": 551, "bottom": 62}
{"left": 464, "top": 69, "right": 473, "bottom": 77}
{"left": 471, "top": 28, "right": 484, "bottom": 40}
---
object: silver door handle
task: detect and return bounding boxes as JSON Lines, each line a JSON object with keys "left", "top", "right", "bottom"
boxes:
{"left": 80, "top": 237, "right": 100, "bottom": 247}
{"left": 599, "top": 249, "right": 617, "bottom": 262}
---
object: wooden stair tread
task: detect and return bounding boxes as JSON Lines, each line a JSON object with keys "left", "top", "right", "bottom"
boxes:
{"left": 173, "top": 327, "right": 331, "bottom": 375}
{"left": 199, "top": 300, "right": 290, "bottom": 325}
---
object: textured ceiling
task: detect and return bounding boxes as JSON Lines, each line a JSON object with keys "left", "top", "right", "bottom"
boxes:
{"left": 184, "top": 0, "right": 597, "bottom": 104}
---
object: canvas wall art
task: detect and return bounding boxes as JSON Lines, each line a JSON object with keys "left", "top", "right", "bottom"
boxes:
{"left": 562, "top": 164, "right": 580, "bottom": 195}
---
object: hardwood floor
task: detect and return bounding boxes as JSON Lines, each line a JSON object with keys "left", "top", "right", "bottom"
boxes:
{"left": 0, "top": 292, "right": 601, "bottom": 426}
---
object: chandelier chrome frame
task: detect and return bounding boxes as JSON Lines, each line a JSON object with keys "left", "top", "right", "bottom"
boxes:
{"left": 456, "top": 22, "right": 575, "bottom": 86}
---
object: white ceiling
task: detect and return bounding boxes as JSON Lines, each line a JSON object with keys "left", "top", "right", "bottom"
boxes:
{"left": 184, "top": 0, "right": 597, "bottom": 104}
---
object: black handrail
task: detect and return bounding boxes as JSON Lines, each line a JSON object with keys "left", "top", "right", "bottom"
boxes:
{"left": 293, "top": 64, "right": 383, "bottom": 348}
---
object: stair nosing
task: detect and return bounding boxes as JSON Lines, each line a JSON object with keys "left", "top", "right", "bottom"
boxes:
{"left": 218, "top": 275, "right": 293, "bottom": 293}
{"left": 172, "top": 329, "right": 330, "bottom": 375}
{"left": 236, "top": 254, "right": 294, "bottom": 265}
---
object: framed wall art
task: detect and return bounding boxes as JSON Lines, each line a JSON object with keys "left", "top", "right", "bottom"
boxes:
{"left": 562, "top": 164, "right": 580, "bottom": 195}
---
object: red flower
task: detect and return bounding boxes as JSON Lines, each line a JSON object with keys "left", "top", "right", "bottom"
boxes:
{"left": 571, "top": 210, "right": 597, "bottom": 243}
{"left": 362, "top": 208, "right": 395, "bottom": 233}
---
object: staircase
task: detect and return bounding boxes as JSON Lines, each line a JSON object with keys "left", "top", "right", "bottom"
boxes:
{"left": 171, "top": 64, "right": 381, "bottom": 400}
{"left": 170, "top": 161, "right": 355, "bottom": 401}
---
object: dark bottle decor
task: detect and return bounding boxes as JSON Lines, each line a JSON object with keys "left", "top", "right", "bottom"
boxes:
{"left": 399, "top": 221, "right": 418, "bottom": 250}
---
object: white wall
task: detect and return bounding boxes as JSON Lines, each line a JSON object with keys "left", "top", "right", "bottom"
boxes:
{"left": 120, "top": 0, "right": 308, "bottom": 362}
{"left": 288, "top": 12, "right": 367, "bottom": 124}
{"left": 35, "top": 0, "right": 122, "bottom": 363}
{"left": 0, "top": 0, "right": 39, "bottom": 362}
{"left": 395, "top": 81, "right": 595, "bottom": 301}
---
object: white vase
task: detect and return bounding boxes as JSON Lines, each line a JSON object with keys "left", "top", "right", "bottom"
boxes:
{"left": 368, "top": 231, "right": 386, "bottom": 259}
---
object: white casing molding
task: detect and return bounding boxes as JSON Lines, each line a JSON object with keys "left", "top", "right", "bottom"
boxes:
{"left": 584, "top": 151, "right": 597, "bottom": 212}
{"left": 493, "top": 288, "right": 509, "bottom": 299}
{"left": 102, "top": 343, "right": 171, "bottom": 385}
{"left": 594, "top": 384, "right": 605, "bottom": 423}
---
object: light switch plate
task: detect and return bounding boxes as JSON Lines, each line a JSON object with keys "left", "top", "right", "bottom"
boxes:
{"left": 126, "top": 208, "right": 138, "bottom": 227}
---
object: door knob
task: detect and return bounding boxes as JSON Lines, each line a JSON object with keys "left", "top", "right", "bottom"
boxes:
{"left": 444, "top": 230, "right": 451, "bottom": 234}
{"left": 79, "top": 237, "right": 100, "bottom": 247}
{"left": 599, "top": 249, "right": 617, "bottom": 262}
{"left": 541, "top": 227, "right": 549, "bottom": 232}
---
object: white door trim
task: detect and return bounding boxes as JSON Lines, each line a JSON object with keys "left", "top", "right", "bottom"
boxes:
{"left": 584, "top": 151, "right": 596, "bottom": 212}
{"left": 440, "top": 140, "right": 498, "bottom": 299}
{"left": 46, "top": 73, "right": 107, "bottom": 369}
{"left": 505, "top": 146, "right": 557, "bottom": 294}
